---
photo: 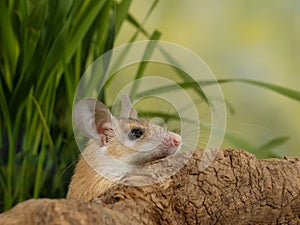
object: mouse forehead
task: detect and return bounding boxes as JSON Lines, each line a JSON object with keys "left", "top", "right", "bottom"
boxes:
{"left": 117, "top": 118, "right": 149, "bottom": 130}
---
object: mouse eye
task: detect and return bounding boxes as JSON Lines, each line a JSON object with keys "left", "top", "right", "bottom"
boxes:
{"left": 128, "top": 127, "right": 144, "bottom": 140}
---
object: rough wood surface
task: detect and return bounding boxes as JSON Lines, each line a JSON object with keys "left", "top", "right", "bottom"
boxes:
{"left": 1, "top": 149, "right": 300, "bottom": 225}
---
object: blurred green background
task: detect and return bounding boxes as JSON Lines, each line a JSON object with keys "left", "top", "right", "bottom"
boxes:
{"left": 116, "top": 0, "right": 300, "bottom": 157}
{"left": 0, "top": 0, "right": 299, "bottom": 212}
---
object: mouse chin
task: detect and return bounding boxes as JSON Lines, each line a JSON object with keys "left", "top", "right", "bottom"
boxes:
{"left": 152, "top": 145, "right": 181, "bottom": 161}
{"left": 124, "top": 141, "right": 182, "bottom": 165}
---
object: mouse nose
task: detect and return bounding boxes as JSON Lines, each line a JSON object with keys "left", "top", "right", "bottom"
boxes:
{"left": 171, "top": 133, "right": 181, "bottom": 147}
{"left": 173, "top": 138, "right": 181, "bottom": 147}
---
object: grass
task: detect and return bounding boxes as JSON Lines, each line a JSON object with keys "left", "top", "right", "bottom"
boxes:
{"left": 0, "top": 0, "right": 158, "bottom": 212}
{"left": 1, "top": 0, "right": 300, "bottom": 213}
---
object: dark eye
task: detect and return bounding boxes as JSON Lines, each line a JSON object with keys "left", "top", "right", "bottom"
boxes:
{"left": 128, "top": 127, "right": 144, "bottom": 140}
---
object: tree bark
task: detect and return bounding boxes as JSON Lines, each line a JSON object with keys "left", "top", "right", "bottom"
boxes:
{"left": 1, "top": 149, "right": 300, "bottom": 225}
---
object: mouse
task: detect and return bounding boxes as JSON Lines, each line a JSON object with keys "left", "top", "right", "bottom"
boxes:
{"left": 66, "top": 95, "right": 182, "bottom": 201}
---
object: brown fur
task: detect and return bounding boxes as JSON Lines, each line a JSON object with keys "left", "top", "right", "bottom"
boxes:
{"left": 66, "top": 141, "right": 113, "bottom": 201}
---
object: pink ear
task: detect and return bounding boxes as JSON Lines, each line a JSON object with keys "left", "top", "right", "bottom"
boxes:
{"left": 73, "top": 98, "right": 113, "bottom": 145}
{"left": 96, "top": 123, "right": 114, "bottom": 146}
{"left": 93, "top": 101, "right": 112, "bottom": 129}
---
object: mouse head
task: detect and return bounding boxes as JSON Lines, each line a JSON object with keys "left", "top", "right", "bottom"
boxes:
{"left": 73, "top": 95, "right": 182, "bottom": 165}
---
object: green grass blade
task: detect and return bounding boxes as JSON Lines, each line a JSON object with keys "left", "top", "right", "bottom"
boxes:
{"left": 158, "top": 48, "right": 209, "bottom": 103}
{"left": 255, "top": 136, "right": 289, "bottom": 158}
{"left": 33, "top": 143, "right": 46, "bottom": 198}
{"left": 86, "top": 0, "right": 113, "bottom": 57}
{"left": 257, "top": 136, "right": 289, "bottom": 152}
{"left": 98, "top": 3, "right": 116, "bottom": 102}
{"left": 145, "top": 77, "right": 300, "bottom": 106}
{"left": 224, "top": 132, "right": 256, "bottom": 153}
{"left": 127, "top": 0, "right": 159, "bottom": 39}
{"left": 18, "top": 157, "right": 28, "bottom": 202}
{"left": 128, "top": 0, "right": 159, "bottom": 41}
{"left": 129, "top": 30, "right": 161, "bottom": 98}
{"left": 37, "top": 0, "right": 107, "bottom": 90}
{"left": 127, "top": 14, "right": 150, "bottom": 37}
{"left": 21, "top": 0, "right": 48, "bottom": 75}
{"left": 104, "top": 8, "right": 116, "bottom": 54}
{"left": 0, "top": 81, "right": 14, "bottom": 210}
{"left": 30, "top": 95, "right": 54, "bottom": 151}
{"left": 0, "top": 0, "right": 20, "bottom": 91}
{"left": 236, "top": 79, "right": 300, "bottom": 102}
{"left": 0, "top": 171, "right": 6, "bottom": 195}
{"left": 105, "top": 1, "right": 161, "bottom": 89}
{"left": 115, "top": 0, "right": 132, "bottom": 35}
{"left": 136, "top": 80, "right": 206, "bottom": 99}
{"left": 65, "top": 0, "right": 107, "bottom": 63}
{"left": 204, "top": 79, "right": 300, "bottom": 102}
{"left": 136, "top": 110, "right": 198, "bottom": 124}
{"left": 64, "top": 64, "right": 75, "bottom": 107}
{"left": 37, "top": 22, "right": 70, "bottom": 87}
{"left": 143, "top": 0, "right": 159, "bottom": 22}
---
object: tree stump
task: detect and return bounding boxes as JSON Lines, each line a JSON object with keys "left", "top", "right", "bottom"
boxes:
{"left": 1, "top": 149, "right": 299, "bottom": 225}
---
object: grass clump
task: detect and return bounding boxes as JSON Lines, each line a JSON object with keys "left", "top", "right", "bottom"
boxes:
{"left": 0, "top": 0, "right": 157, "bottom": 211}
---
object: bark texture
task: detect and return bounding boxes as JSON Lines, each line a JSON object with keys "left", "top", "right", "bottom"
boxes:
{"left": 1, "top": 149, "right": 300, "bottom": 225}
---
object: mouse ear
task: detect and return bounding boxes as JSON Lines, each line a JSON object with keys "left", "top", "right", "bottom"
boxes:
{"left": 119, "top": 94, "right": 138, "bottom": 119}
{"left": 73, "top": 98, "right": 112, "bottom": 141}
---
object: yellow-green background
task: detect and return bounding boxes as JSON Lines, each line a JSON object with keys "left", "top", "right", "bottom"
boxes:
{"left": 117, "top": 0, "right": 300, "bottom": 157}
